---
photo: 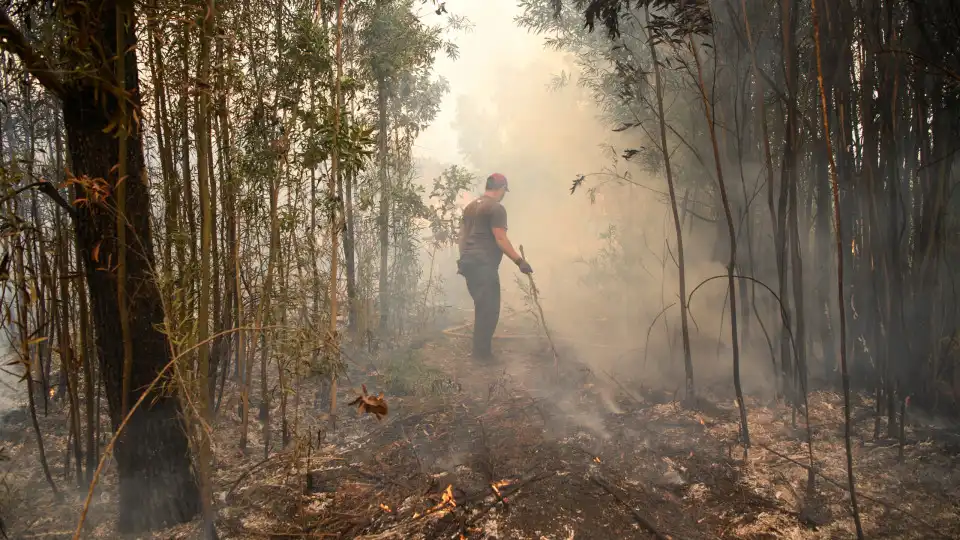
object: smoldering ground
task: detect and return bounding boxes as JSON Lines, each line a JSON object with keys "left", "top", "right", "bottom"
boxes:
{"left": 417, "top": 17, "right": 780, "bottom": 445}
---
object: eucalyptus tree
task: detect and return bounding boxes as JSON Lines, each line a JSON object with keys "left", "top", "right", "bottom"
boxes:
{"left": 1, "top": 1, "right": 200, "bottom": 533}
{"left": 524, "top": 0, "right": 960, "bottom": 534}
{"left": 357, "top": 0, "right": 454, "bottom": 337}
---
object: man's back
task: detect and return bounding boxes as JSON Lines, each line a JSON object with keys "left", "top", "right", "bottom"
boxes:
{"left": 459, "top": 195, "right": 507, "bottom": 266}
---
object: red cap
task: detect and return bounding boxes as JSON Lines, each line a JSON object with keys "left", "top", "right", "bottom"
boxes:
{"left": 487, "top": 172, "right": 509, "bottom": 191}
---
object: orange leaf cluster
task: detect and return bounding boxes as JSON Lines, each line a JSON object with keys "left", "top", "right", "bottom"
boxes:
{"left": 347, "top": 384, "right": 388, "bottom": 420}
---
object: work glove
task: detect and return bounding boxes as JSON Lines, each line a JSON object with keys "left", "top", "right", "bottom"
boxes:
{"left": 516, "top": 258, "right": 533, "bottom": 274}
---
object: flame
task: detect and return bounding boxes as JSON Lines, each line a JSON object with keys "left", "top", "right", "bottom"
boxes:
{"left": 594, "top": 456, "right": 601, "bottom": 463}
{"left": 697, "top": 415, "right": 705, "bottom": 426}
{"left": 491, "top": 479, "right": 512, "bottom": 497}
{"left": 48, "top": 387, "right": 56, "bottom": 398}
{"left": 441, "top": 484, "right": 456, "bottom": 508}
{"left": 415, "top": 484, "right": 458, "bottom": 519}
{"left": 379, "top": 503, "right": 391, "bottom": 513}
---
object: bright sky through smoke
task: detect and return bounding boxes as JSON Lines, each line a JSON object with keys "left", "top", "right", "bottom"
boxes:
{"left": 415, "top": 1, "right": 544, "bottom": 165}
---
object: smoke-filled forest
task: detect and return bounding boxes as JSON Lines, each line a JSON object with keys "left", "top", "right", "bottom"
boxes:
{"left": 0, "top": 0, "right": 958, "bottom": 538}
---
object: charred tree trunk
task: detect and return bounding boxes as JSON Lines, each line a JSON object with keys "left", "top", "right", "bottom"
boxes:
{"left": 59, "top": 2, "right": 200, "bottom": 532}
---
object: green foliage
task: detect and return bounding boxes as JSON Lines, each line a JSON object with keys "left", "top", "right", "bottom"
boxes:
{"left": 361, "top": 0, "right": 445, "bottom": 83}
{"left": 379, "top": 347, "right": 459, "bottom": 396}
{"left": 301, "top": 110, "right": 377, "bottom": 174}
{"left": 427, "top": 165, "right": 475, "bottom": 247}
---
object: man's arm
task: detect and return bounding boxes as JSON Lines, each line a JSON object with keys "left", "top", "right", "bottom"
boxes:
{"left": 489, "top": 203, "right": 532, "bottom": 273}
{"left": 492, "top": 227, "right": 522, "bottom": 263}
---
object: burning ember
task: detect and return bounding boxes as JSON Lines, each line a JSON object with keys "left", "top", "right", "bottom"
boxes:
{"left": 379, "top": 503, "right": 392, "bottom": 513}
{"left": 594, "top": 456, "right": 601, "bottom": 463}
{"left": 440, "top": 484, "right": 456, "bottom": 508}
{"left": 490, "top": 479, "right": 512, "bottom": 497}
{"left": 414, "top": 484, "right": 458, "bottom": 519}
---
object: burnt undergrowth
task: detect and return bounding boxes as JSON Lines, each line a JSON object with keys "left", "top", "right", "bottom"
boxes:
{"left": 1, "top": 318, "right": 959, "bottom": 538}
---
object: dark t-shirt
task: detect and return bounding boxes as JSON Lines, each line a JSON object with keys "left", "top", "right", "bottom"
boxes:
{"left": 459, "top": 195, "right": 508, "bottom": 266}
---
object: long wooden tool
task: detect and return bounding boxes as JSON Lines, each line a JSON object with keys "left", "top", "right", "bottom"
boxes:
{"left": 519, "top": 245, "right": 559, "bottom": 376}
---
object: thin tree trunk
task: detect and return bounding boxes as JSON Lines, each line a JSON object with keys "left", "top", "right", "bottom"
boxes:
{"left": 195, "top": 0, "right": 218, "bottom": 534}
{"left": 328, "top": 0, "right": 346, "bottom": 429}
{"left": 741, "top": 0, "right": 781, "bottom": 396}
{"left": 376, "top": 73, "right": 390, "bottom": 336}
{"left": 689, "top": 36, "right": 750, "bottom": 454}
{"left": 811, "top": 1, "right": 864, "bottom": 536}
{"left": 14, "top": 234, "right": 59, "bottom": 499}
{"left": 647, "top": 8, "right": 694, "bottom": 401}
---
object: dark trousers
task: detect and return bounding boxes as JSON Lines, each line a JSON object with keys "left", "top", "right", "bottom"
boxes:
{"left": 459, "top": 260, "right": 500, "bottom": 358}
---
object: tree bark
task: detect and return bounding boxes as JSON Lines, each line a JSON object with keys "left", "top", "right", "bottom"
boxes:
{"left": 59, "top": 1, "right": 200, "bottom": 531}
{"left": 646, "top": 8, "right": 694, "bottom": 401}
{"left": 377, "top": 74, "right": 390, "bottom": 336}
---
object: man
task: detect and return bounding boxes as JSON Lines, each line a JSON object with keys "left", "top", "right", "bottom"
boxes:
{"left": 457, "top": 173, "right": 533, "bottom": 359}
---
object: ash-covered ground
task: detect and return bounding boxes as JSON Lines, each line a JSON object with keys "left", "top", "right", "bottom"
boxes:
{"left": 1, "top": 315, "right": 959, "bottom": 539}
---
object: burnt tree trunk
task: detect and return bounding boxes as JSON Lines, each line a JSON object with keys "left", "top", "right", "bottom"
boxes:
{"left": 60, "top": 1, "right": 200, "bottom": 533}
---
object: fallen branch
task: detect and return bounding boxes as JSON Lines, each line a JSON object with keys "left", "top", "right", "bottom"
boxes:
{"left": 224, "top": 453, "right": 282, "bottom": 500}
{"left": 348, "top": 465, "right": 414, "bottom": 492}
{"left": 756, "top": 442, "right": 948, "bottom": 538}
{"left": 599, "top": 368, "right": 645, "bottom": 406}
{"left": 589, "top": 473, "right": 676, "bottom": 540}
{"left": 461, "top": 470, "right": 553, "bottom": 531}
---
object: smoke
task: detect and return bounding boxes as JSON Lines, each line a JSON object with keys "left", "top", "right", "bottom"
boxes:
{"left": 415, "top": 2, "right": 779, "bottom": 417}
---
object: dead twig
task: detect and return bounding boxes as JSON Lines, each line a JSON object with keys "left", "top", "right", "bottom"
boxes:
{"left": 756, "top": 442, "right": 948, "bottom": 538}
{"left": 461, "top": 470, "right": 553, "bottom": 532}
{"left": 600, "top": 368, "right": 645, "bottom": 406}
{"left": 589, "top": 473, "right": 676, "bottom": 540}
{"left": 519, "top": 245, "right": 559, "bottom": 376}
{"left": 224, "top": 453, "right": 283, "bottom": 500}
{"left": 348, "top": 465, "right": 414, "bottom": 492}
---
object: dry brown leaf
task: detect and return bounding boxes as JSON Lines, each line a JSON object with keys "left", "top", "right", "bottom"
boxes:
{"left": 347, "top": 384, "right": 388, "bottom": 420}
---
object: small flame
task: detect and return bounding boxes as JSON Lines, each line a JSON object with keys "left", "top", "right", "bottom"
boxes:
{"left": 379, "top": 503, "right": 391, "bottom": 513}
{"left": 417, "top": 484, "right": 458, "bottom": 518}
{"left": 491, "top": 479, "right": 512, "bottom": 497}
{"left": 697, "top": 415, "right": 705, "bottom": 426}
{"left": 594, "top": 456, "right": 601, "bottom": 463}
{"left": 441, "top": 484, "right": 456, "bottom": 508}
{"left": 48, "top": 387, "right": 55, "bottom": 398}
